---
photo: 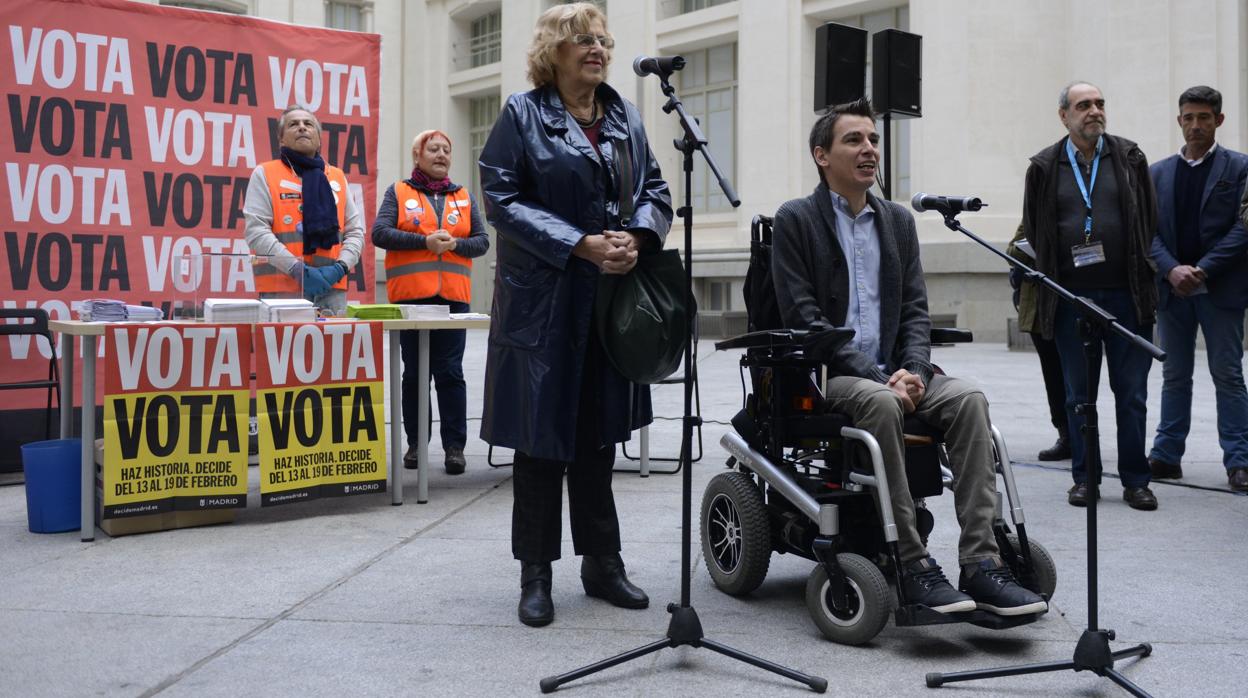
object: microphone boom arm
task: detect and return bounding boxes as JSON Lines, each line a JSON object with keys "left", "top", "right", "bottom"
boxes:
{"left": 935, "top": 211, "right": 1164, "bottom": 361}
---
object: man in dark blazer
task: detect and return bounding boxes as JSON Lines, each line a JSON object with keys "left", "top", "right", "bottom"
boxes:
{"left": 1146, "top": 86, "right": 1248, "bottom": 492}
{"left": 771, "top": 99, "right": 1046, "bottom": 617}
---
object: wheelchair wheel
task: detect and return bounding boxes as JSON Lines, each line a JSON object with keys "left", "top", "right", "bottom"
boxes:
{"left": 805, "top": 553, "right": 891, "bottom": 645}
{"left": 700, "top": 471, "right": 771, "bottom": 595}
{"left": 1005, "top": 533, "right": 1057, "bottom": 600}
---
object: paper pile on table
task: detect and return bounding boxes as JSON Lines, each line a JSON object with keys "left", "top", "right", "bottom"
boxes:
{"left": 260, "top": 298, "right": 318, "bottom": 323}
{"left": 346, "top": 304, "right": 407, "bottom": 320}
{"left": 402, "top": 304, "right": 451, "bottom": 320}
{"left": 203, "top": 298, "right": 262, "bottom": 323}
{"left": 77, "top": 299, "right": 165, "bottom": 321}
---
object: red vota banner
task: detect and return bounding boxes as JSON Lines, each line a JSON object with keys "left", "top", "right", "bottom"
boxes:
{"left": 0, "top": 0, "right": 381, "bottom": 411}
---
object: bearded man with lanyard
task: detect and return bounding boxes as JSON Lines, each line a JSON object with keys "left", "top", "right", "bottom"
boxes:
{"left": 244, "top": 105, "right": 365, "bottom": 317}
{"left": 1022, "top": 81, "right": 1160, "bottom": 511}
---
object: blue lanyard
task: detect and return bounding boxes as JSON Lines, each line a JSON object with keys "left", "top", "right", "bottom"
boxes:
{"left": 1065, "top": 136, "right": 1102, "bottom": 239}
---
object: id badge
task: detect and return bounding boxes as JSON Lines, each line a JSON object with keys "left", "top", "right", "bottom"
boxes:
{"left": 1071, "top": 241, "right": 1106, "bottom": 268}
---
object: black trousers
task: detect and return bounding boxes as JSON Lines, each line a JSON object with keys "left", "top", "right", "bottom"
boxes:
{"left": 1030, "top": 331, "right": 1068, "bottom": 437}
{"left": 511, "top": 337, "right": 621, "bottom": 563}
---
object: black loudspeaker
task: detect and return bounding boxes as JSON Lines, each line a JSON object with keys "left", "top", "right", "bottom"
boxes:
{"left": 872, "top": 29, "right": 922, "bottom": 118}
{"left": 814, "top": 22, "right": 867, "bottom": 113}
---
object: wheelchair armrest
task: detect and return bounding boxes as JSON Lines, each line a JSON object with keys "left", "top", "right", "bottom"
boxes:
{"left": 800, "top": 327, "right": 856, "bottom": 360}
{"left": 931, "top": 327, "right": 973, "bottom": 344}
{"left": 715, "top": 329, "right": 805, "bottom": 351}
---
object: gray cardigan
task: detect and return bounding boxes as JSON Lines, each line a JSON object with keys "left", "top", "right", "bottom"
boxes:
{"left": 771, "top": 184, "right": 934, "bottom": 385}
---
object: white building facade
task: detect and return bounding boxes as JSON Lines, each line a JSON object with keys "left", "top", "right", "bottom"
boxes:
{"left": 155, "top": 0, "right": 1248, "bottom": 340}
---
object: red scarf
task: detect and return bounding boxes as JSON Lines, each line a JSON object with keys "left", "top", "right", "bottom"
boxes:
{"left": 410, "top": 166, "right": 453, "bottom": 193}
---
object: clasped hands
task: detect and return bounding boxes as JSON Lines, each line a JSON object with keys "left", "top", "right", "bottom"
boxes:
{"left": 888, "top": 369, "right": 925, "bottom": 413}
{"left": 573, "top": 230, "right": 640, "bottom": 275}
{"left": 425, "top": 229, "right": 458, "bottom": 255}
{"left": 300, "top": 262, "right": 346, "bottom": 296}
{"left": 1166, "top": 264, "right": 1205, "bottom": 297}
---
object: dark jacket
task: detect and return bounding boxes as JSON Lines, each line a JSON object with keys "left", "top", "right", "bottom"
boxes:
{"left": 476, "top": 83, "right": 673, "bottom": 461}
{"left": 1149, "top": 146, "right": 1248, "bottom": 310}
{"left": 1022, "top": 134, "right": 1158, "bottom": 338}
{"left": 772, "top": 184, "right": 934, "bottom": 386}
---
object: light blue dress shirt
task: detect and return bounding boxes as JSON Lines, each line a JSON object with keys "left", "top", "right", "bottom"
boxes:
{"left": 828, "top": 190, "right": 883, "bottom": 368}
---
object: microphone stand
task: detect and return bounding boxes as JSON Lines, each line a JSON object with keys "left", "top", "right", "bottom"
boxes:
{"left": 923, "top": 210, "right": 1161, "bottom": 697}
{"left": 539, "top": 70, "right": 826, "bottom": 694}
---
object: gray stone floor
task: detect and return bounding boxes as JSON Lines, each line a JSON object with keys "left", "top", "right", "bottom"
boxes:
{"left": 2, "top": 330, "right": 1245, "bottom": 697}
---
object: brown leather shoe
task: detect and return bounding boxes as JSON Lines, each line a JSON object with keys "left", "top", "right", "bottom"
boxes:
{"left": 1228, "top": 468, "right": 1248, "bottom": 493}
{"left": 444, "top": 446, "right": 466, "bottom": 475}
{"left": 403, "top": 446, "right": 419, "bottom": 470}
{"left": 1149, "top": 457, "right": 1182, "bottom": 479}
{"left": 1038, "top": 436, "right": 1071, "bottom": 461}
{"left": 1067, "top": 482, "right": 1098, "bottom": 507}
{"left": 1123, "top": 486, "right": 1158, "bottom": 511}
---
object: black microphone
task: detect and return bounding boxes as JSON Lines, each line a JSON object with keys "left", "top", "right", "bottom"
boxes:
{"left": 910, "top": 192, "right": 987, "bottom": 213}
{"left": 632, "top": 55, "right": 685, "bottom": 77}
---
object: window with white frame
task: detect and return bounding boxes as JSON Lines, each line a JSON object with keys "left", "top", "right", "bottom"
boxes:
{"left": 837, "top": 7, "right": 911, "bottom": 201}
{"left": 470, "top": 11, "right": 502, "bottom": 68}
{"left": 326, "top": 1, "right": 371, "bottom": 32}
{"left": 552, "top": 0, "right": 606, "bottom": 10}
{"left": 677, "top": 44, "right": 737, "bottom": 213}
{"left": 160, "top": 0, "right": 248, "bottom": 13}
{"left": 468, "top": 94, "right": 501, "bottom": 206}
{"left": 681, "top": 0, "right": 731, "bottom": 13}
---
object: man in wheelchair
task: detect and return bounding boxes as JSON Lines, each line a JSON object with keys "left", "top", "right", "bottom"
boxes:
{"left": 770, "top": 98, "right": 1046, "bottom": 618}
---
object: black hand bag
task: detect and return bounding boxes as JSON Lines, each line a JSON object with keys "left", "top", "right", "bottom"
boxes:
{"left": 595, "top": 248, "right": 691, "bottom": 384}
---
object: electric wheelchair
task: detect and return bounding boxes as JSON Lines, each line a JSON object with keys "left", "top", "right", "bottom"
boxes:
{"left": 699, "top": 215, "right": 1057, "bottom": 646}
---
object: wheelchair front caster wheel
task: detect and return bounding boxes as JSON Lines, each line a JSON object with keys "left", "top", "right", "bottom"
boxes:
{"left": 805, "top": 553, "right": 891, "bottom": 645}
{"left": 1005, "top": 533, "right": 1057, "bottom": 600}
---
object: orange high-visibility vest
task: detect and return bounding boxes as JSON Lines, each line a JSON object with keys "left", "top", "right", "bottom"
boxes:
{"left": 252, "top": 159, "right": 350, "bottom": 293}
{"left": 384, "top": 182, "right": 473, "bottom": 303}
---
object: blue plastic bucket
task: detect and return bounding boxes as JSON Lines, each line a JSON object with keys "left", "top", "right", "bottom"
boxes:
{"left": 21, "top": 438, "right": 82, "bottom": 533}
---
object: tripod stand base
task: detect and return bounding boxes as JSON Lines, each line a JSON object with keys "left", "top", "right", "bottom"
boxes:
{"left": 925, "top": 628, "right": 1153, "bottom": 697}
{"left": 539, "top": 604, "right": 827, "bottom": 693}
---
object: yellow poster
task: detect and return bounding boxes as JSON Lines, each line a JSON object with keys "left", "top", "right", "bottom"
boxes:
{"left": 102, "top": 324, "right": 250, "bottom": 518}
{"left": 255, "top": 321, "right": 387, "bottom": 506}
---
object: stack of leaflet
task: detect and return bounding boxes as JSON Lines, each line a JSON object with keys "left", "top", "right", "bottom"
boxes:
{"left": 260, "top": 298, "right": 318, "bottom": 323}
{"left": 78, "top": 299, "right": 126, "bottom": 321}
{"left": 77, "top": 299, "right": 164, "bottom": 322}
{"left": 124, "top": 304, "right": 164, "bottom": 321}
{"left": 203, "top": 298, "right": 262, "bottom": 324}
{"left": 346, "top": 304, "right": 406, "bottom": 320}
{"left": 403, "top": 304, "right": 451, "bottom": 320}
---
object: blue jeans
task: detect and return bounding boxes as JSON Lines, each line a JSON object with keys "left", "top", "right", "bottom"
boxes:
{"left": 399, "top": 299, "right": 470, "bottom": 449}
{"left": 1150, "top": 294, "right": 1248, "bottom": 471}
{"left": 1053, "top": 288, "right": 1154, "bottom": 488}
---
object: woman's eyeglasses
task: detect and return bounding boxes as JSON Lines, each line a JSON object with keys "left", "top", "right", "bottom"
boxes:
{"left": 569, "top": 34, "right": 614, "bottom": 49}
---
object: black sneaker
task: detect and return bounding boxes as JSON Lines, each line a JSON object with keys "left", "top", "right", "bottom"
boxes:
{"left": 902, "top": 557, "right": 976, "bottom": 613}
{"left": 403, "top": 446, "right": 419, "bottom": 470}
{"left": 959, "top": 559, "right": 1048, "bottom": 616}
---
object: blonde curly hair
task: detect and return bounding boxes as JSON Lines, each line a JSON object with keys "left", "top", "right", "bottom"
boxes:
{"left": 525, "top": 2, "right": 610, "bottom": 88}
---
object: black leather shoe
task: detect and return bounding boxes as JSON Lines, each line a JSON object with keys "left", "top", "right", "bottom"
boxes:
{"left": 403, "top": 446, "right": 419, "bottom": 470}
{"left": 1038, "top": 436, "right": 1071, "bottom": 461}
{"left": 1123, "top": 486, "right": 1158, "bottom": 511}
{"left": 1230, "top": 468, "right": 1248, "bottom": 493}
{"left": 444, "top": 446, "right": 466, "bottom": 475}
{"left": 1149, "top": 457, "right": 1182, "bottom": 479}
{"left": 518, "top": 562, "right": 553, "bottom": 627}
{"left": 581, "top": 553, "right": 649, "bottom": 609}
{"left": 1067, "top": 482, "right": 1100, "bottom": 507}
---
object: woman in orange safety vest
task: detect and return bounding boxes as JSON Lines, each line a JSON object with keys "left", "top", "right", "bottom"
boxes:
{"left": 371, "top": 130, "right": 489, "bottom": 474}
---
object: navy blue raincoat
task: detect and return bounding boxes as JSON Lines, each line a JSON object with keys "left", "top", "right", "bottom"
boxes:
{"left": 477, "top": 83, "right": 673, "bottom": 462}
